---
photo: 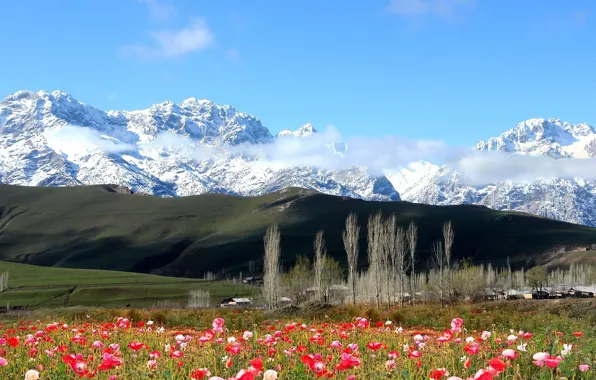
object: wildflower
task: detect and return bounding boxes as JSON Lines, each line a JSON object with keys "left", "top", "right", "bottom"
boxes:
{"left": 0, "top": 357, "right": 7, "bottom": 366}
{"left": 437, "top": 329, "right": 454, "bottom": 343}
{"left": 212, "top": 318, "right": 225, "bottom": 333}
{"left": 481, "top": 331, "right": 492, "bottom": 340}
{"left": 366, "top": 342, "right": 384, "bottom": 351}
{"left": 24, "top": 370, "right": 40, "bottom": 380}
{"left": 561, "top": 343, "right": 573, "bottom": 357}
{"left": 263, "top": 369, "right": 278, "bottom": 380}
{"left": 488, "top": 358, "right": 507, "bottom": 372}
{"left": 573, "top": 331, "right": 583, "bottom": 337}
{"left": 128, "top": 341, "right": 145, "bottom": 351}
{"left": 502, "top": 349, "right": 517, "bottom": 360}
{"left": 429, "top": 368, "right": 450, "bottom": 379}
{"left": 545, "top": 356, "right": 562, "bottom": 369}
{"left": 243, "top": 331, "right": 254, "bottom": 340}
{"left": 517, "top": 343, "right": 527, "bottom": 352}
{"left": 451, "top": 318, "right": 464, "bottom": 333}
{"left": 191, "top": 368, "right": 211, "bottom": 379}
{"left": 471, "top": 369, "right": 494, "bottom": 380}
{"left": 464, "top": 343, "right": 480, "bottom": 355}
{"left": 579, "top": 364, "right": 590, "bottom": 372}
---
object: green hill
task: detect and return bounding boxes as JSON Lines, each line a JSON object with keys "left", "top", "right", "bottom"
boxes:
{"left": 0, "top": 261, "right": 258, "bottom": 308}
{"left": 0, "top": 184, "right": 595, "bottom": 277}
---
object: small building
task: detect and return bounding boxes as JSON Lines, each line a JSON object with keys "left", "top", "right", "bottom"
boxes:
{"left": 220, "top": 297, "right": 252, "bottom": 307}
{"left": 242, "top": 277, "right": 264, "bottom": 286}
{"left": 277, "top": 297, "right": 292, "bottom": 307}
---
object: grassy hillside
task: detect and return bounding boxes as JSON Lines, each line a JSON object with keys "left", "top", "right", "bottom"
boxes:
{"left": 0, "top": 184, "right": 595, "bottom": 277}
{"left": 0, "top": 261, "right": 258, "bottom": 308}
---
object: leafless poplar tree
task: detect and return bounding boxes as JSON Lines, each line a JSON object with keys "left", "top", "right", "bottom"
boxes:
{"left": 367, "top": 211, "right": 383, "bottom": 308}
{"left": 384, "top": 215, "right": 397, "bottom": 305}
{"left": 442, "top": 221, "right": 454, "bottom": 301}
{"left": 313, "top": 230, "right": 327, "bottom": 301}
{"left": 407, "top": 221, "right": 418, "bottom": 298}
{"left": 431, "top": 239, "right": 447, "bottom": 305}
{"left": 0, "top": 272, "right": 8, "bottom": 293}
{"left": 263, "top": 224, "right": 281, "bottom": 308}
{"left": 442, "top": 221, "right": 454, "bottom": 268}
{"left": 342, "top": 212, "right": 360, "bottom": 305}
{"left": 395, "top": 226, "right": 408, "bottom": 306}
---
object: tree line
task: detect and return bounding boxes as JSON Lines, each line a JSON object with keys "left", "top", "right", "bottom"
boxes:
{"left": 262, "top": 211, "right": 457, "bottom": 308}
{"left": 261, "top": 212, "right": 596, "bottom": 308}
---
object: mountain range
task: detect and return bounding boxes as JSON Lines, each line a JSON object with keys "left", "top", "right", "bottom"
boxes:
{"left": 1, "top": 90, "right": 595, "bottom": 226}
{"left": 392, "top": 119, "right": 596, "bottom": 227}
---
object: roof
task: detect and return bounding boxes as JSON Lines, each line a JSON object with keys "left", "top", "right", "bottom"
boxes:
{"left": 232, "top": 298, "right": 251, "bottom": 303}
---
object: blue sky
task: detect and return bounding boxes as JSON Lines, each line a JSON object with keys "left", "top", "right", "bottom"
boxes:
{"left": 1, "top": 0, "right": 594, "bottom": 146}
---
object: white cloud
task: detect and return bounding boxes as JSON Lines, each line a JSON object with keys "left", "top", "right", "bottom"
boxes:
{"left": 44, "top": 126, "right": 137, "bottom": 157}
{"left": 138, "top": 0, "right": 176, "bottom": 22}
{"left": 225, "top": 126, "right": 446, "bottom": 175}
{"left": 141, "top": 131, "right": 218, "bottom": 161}
{"left": 450, "top": 151, "right": 596, "bottom": 185}
{"left": 44, "top": 124, "right": 596, "bottom": 187}
{"left": 122, "top": 19, "right": 215, "bottom": 60}
{"left": 387, "top": 0, "right": 474, "bottom": 20}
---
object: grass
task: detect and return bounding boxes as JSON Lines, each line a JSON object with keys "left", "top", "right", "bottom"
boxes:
{"left": 4, "top": 298, "right": 595, "bottom": 333}
{"left": 0, "top": 261, "right": 259, "bottom": 308}
{"left": 0, "top": 184, "right": 595, "bottom": 279}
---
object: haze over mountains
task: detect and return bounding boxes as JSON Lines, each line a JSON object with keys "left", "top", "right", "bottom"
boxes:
{"left": 1, "top": 90, "right": 595, "bottom": 226}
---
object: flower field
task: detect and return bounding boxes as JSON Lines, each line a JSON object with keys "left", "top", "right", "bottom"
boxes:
{"left": 0, "top": 306, "right": 594, "bottom": 379}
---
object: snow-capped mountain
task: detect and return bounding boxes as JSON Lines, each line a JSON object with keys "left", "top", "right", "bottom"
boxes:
{"left": 474, "top": 118, "right": 596, "bottom": 158}
{"left": 395, "top": 118, "right": 596, "bottom": 226}
{"left": 277, "top": 123, "right": 316, "bottom": 137}
{"left": 2, "top": 90, "right": 595, "bottom": 226}
{"left": 0, "top": 90, "right": 398, "bottom": 201}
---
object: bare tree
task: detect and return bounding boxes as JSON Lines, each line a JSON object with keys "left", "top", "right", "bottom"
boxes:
{"left": 0, "top": 272, "right": 8, "bottom": 293}
{"left": 367, "top": 211, "right": 383, "bottom": 308}
{"left": 430, "top": 239, "right": 448, "bottom": 305}
{"left": 395, "top": 226, "right": 408, "bottom": 306}
{"left": 188, "top": 289, "right": 210, "bottom": 308}
{"left": 384, "top": 215, "right": 397, "bottom": 305}
{"left": 442, "top": 221, "right": 454, "bottom": 269}
{"left": 407, "top": 222, "right": 418, "bottom": 298}
{"left": 442, "top": 221, "right": 454, "bottom": 300}
{"left": 342, "top": 212, "right": 360, "bottom": 305}
{"left": 313, "top": 230, "right": 327, "bottom": 301}
{"left": 263, "top": 224, "right": 281, "bottom": 308}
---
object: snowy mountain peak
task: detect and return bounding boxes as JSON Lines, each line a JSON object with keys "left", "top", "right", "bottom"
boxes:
{"left": 385, "top": 160, "right": 440, "bottom": 194}
{"left": 474, "top": 118, "right": 596, "bottom": 158}
{"left": 0, "top": 90, "right": 398, "bottom": 202}
{"left": 277, "top": 123, "right": 317, "bottom": 137}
